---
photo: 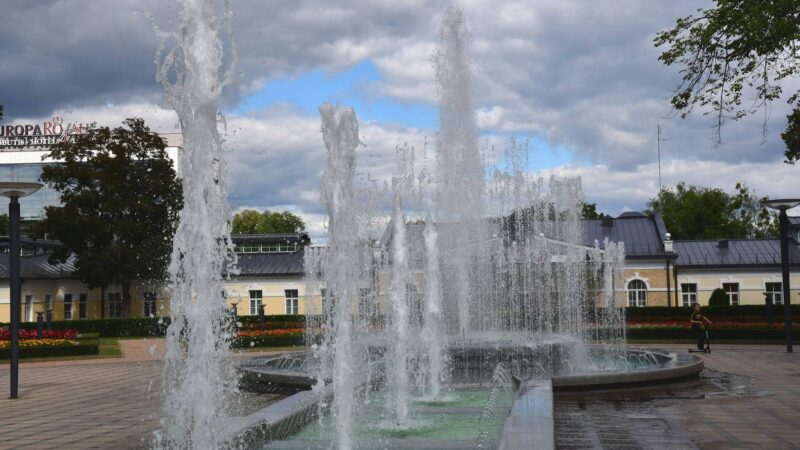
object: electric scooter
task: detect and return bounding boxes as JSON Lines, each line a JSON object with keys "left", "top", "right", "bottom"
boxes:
{"left": 688, "top": 327, "right": 711, "bottom": 354}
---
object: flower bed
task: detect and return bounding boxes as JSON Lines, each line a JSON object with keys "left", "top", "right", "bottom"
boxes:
{"left": 0, "top": 328, "right": 79, "bottom": 340}
{"left": 233, "top": 328, "right": 305, "bottom": 348}
{"left": 0, "top": 336, "right": 99, "bottom": 359}
{"left": 238, "top": 328, "right": 305, "bottom": 338}
{"left": 627, "top": 321, "right": 800, "bottom": 330}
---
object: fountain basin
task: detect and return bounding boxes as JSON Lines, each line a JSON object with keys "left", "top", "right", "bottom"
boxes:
{"left": 237, "top": 346, "right": 703, "bottom": 449}
{"left": 239, "top": 345, "right": 704, "bottom": 393}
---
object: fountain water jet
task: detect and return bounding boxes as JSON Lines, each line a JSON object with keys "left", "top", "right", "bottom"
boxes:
{"left": 387, "top": 191, "right": 411, "bottom": 426}
{"left": 152, "top": 0, "right": 238, "bottom": 447}
{"left": 317, "top": 103, "right": 363, "bottom": 450}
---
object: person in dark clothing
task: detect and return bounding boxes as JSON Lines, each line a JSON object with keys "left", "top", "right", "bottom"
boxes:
{"left": 690, "top": 303, "right": 712, "bottom": 351}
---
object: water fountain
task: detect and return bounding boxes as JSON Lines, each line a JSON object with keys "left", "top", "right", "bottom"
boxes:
{"left": 144, "top": 2, "right": 703, "bottom": 448}
{"left": 239, "top": 7, "right": 704, "bottom": 450}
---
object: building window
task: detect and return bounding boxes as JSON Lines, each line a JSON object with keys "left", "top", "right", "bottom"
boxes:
{"left": 45, "top": 294, "right": 53, "bottom": 313}
{"left": 407, "top": 284, "right": 423, "bottom": 325}
{"left": 108, "top": 293, "right": 122, "bottom": 318}
{"left": 79, "top": 294, "right": 88, "bottom": 319}
{"left": 766, "top": 282, "right": 782, "bottom": 305}
{"left": 722, "top": 283, "right": 739, "bottom": 306}
{"left": 681, "top": 283, "right": 698, "bottom": 306}
{"left": 285, "top": 289, "right": 299, "bottom": 315}
{"left": 627, "top": 280, "right": 647, "bottom": 307}
{"left": 249, "top": 290, "right": 263, "bottom": 315}
{"left": 64, "top": 294, "right": 73, "bottom": 320}
{"left": 144, "top": 292, "right": 157, "bottom": 317}
{"left": 241, "top": 244, "right": 260, "bottom": 253}
{"left": 358, "top": 288, "right": 372, "bottom": 321}
{"left": 278, "top": 243, "right": 297, "bottom": 252}
{"left": 24, "top": 295, "right": 33, "bottom": 322}
{"left": 321, "top": 288, "right": 335, "bottom": 322}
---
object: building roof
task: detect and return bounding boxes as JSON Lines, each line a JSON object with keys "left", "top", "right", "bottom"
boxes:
{"left": 674, "top": 239, "right": 800, "bottom": 268}
{"left": 385, "top": 213, "right": 672, "bottom": 263}
{"left": 0, "top": 234, "right": 308, "bottom": 279}
{"left": 0, "top": 253, "right": 76, "bottom": 279}
{"left": 233, "top": 250, "right": 305, "bottom": 277}
{"left": 581, "top": 213, "right": 671, "bottom": 258}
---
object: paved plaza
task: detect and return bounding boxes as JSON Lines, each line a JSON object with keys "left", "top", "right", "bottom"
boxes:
{"left": 556, "top": 344, "right": 800, "bottom": 450}
{"left": 0, "top": 342, "right": 798, "bottom": 449}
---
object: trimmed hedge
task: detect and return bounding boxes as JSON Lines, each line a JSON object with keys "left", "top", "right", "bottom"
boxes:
{"left": 0, "top": 340, "right": 100, "bottom": 359}
{"left": 626, "top": 326, "right": 793, "bottom": 340}
{"left": 625, "top": 305, "right": 800, "bottom": 321}
{"left": 232, "top": 333, "right": 305, "bottom": 348}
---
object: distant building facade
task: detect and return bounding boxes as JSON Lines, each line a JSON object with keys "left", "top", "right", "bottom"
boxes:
{"left": 1, "top": 215, "right": 799, "bottom": 323}
{"left": 0, "top": 115, "right": 182, "bottom": 219}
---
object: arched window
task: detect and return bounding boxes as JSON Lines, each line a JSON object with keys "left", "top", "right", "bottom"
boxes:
{"left": 627, "top": 279, "right": 647, "bottom": 307}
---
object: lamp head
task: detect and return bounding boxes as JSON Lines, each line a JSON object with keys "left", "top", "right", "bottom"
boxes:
{"left": 763, "top": 199, "right": 800, "bottom": 211}
{"left": 0, "top": 182, "right": 43, "bottom": 199}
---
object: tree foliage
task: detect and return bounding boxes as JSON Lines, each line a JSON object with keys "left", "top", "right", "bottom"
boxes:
{"left": 647, "top": 182, "right": 777, "bottom": 239}
{"left": 232, "top": 209, "right": 307, "bottom": 236}
{"left": 36, "top": 118, "right": 183, "bottom": 317}
{"left": 708, "top": 288, "right": 729, "bottom": 306}
{"left": 581, "top": 202, "right": 609, "bottom": 220}
{"left": 655, "top": 0, "right": 800, "bottom": 160}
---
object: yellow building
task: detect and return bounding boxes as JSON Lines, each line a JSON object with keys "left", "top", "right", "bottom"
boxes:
{"left": 3, "top": 218, "right": 799, "bottom": 324}
{"left": 0, "top": 234, "right": 307, "bottom": 322}
{"left": 673, "top": 238, "right": 800, "bottom": 306}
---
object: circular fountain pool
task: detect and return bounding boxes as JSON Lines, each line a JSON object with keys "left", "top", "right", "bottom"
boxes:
{"left": 239, "top": 345, "right": 703, "bottom": 394}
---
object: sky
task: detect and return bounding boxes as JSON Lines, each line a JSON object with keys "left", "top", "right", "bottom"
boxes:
{"left": 1, "top": 0, "right": 799, "bottom": 241}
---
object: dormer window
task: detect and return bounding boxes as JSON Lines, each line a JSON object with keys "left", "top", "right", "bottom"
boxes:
{"left": 234, "top": 241, "right": 299, "bottom": 254}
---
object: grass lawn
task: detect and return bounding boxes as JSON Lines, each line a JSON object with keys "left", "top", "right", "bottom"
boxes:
{"left": 99, "top": 337, "right": 122, "bottom": 356}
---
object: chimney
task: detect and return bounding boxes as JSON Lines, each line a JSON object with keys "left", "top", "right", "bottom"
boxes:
{"left": 717, "top": 239, "right": 728, "bottom": 249}
{"left": 663, "top": 232, "right": 673, "bottom": 253}
{"left": 601, "top": 217, "right": 613, "bottom": 228}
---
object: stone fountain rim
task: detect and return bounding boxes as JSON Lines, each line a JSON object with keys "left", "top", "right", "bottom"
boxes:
{"left": 239, "top": 345, "right": 704, "bottom": 392}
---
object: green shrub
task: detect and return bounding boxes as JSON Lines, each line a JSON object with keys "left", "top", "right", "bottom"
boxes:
{"left": 625, "top": 305, "right": 800, "bottom": 322}
{"left": 626, "top": 326, "right": 789, "bottom": 340}
{"left": 708, "top": 288, "right": 729, "bottom": 306}
{"left": 232, "top": 333, "right": 304, "bottom": 348}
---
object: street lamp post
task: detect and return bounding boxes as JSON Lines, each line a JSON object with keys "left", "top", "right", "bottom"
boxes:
{"left": 0, "top": 182, "right": 43, "bottom": 399}
{"left": 763, "top": 198, "right": 800, "bottom": 354}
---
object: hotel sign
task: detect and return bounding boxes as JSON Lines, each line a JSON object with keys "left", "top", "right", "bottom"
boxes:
{"left": 0, "top": 116, "right": 95, "bottom": 151}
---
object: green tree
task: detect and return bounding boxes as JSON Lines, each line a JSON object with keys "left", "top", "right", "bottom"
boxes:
{"left": 232, "top": 209, "right": 307, "bottom": 235}
{"left": 647, "top": 182, "right": 777, "bottom": 239}
{"left": 708, "top": 288, "right": 729, "bottom": 306}
{"left": 655, "top": 0, "right": 800, "bottom": 162}
{"left": 0, "top": 104, "right": 3, "bottom": 122}
{"left": 581, "top": 202, "right": 609, "bottom": 220}
{"left": 36, "top": 118, "right": 183, "bottom": 318}
{"left": 0, "top": 214, "right": 7, "bottom": 235}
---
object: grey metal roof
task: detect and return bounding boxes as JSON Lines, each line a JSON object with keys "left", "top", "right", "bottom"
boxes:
{"left": 0, "top": 253, "right": 77, "bottom": 279}
{"left": 581, "top": 214, "right": 670, "bottom": 258}
{"left": 390, "top": 214, "right": 670, "bottom": 262}
{"left": 674, "top": 239, "right": 800, "bottom": 267}
{"left": 233, "top": 249, "right": 305, "bottom": 277}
